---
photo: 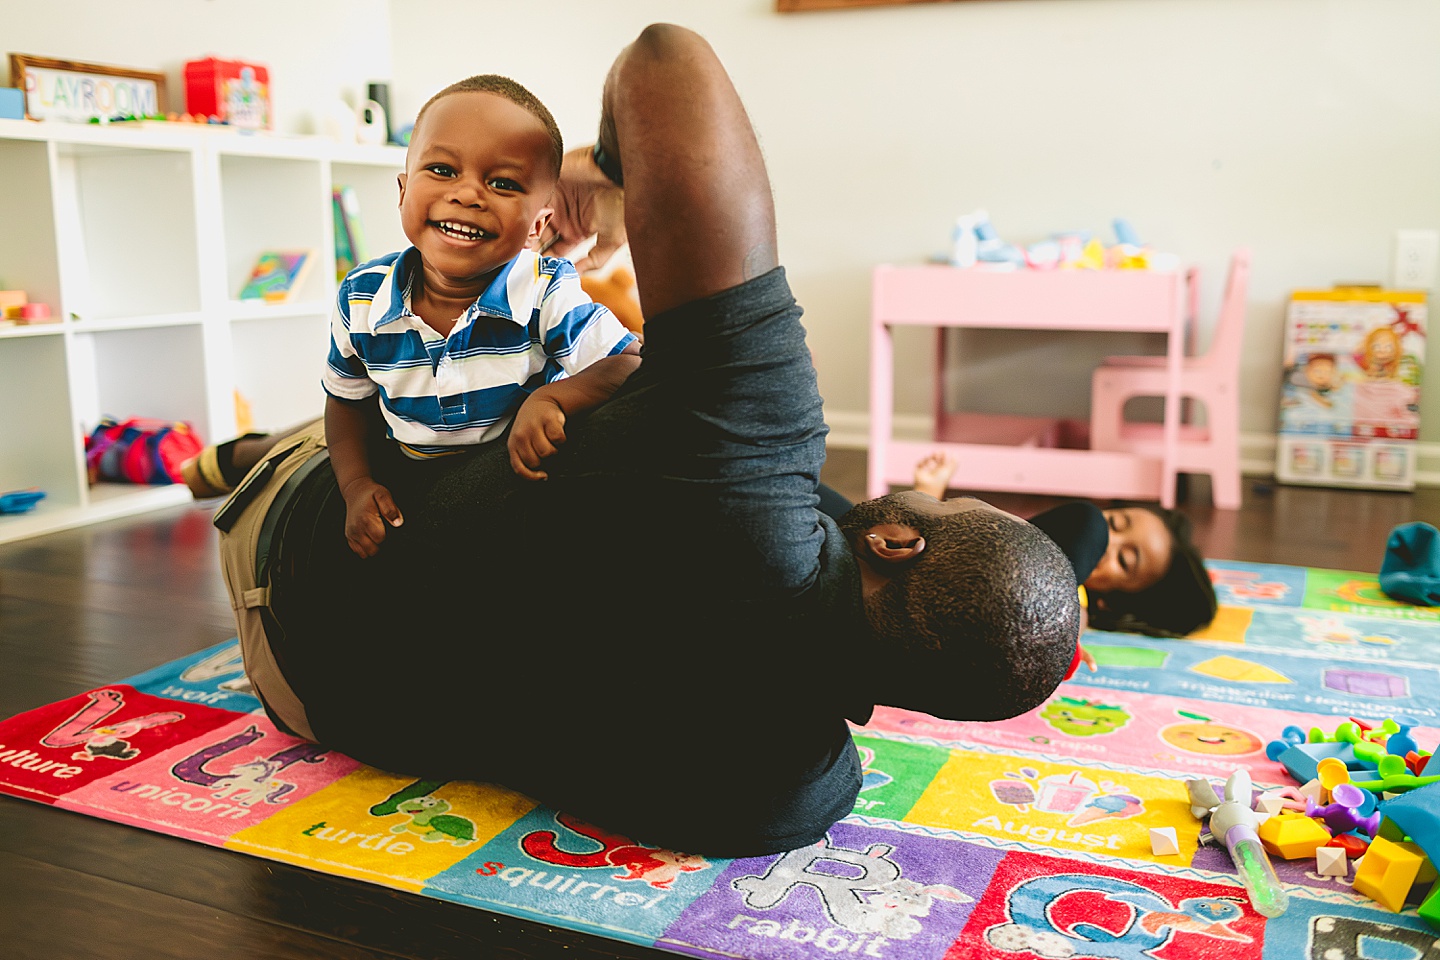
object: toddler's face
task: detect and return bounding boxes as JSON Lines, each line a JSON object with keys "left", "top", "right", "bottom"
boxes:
{"left": 399, "top": 91, "right": 557, "bottom": 291}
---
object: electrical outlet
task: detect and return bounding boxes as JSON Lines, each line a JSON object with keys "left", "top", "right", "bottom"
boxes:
{"left": 1392, "top": 229, "right": 1439, "bottom": 290}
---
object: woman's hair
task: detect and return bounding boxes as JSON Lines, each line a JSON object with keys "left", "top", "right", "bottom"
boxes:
{"left": 1088, "top": 505, "right": 1217, "bottom": 637}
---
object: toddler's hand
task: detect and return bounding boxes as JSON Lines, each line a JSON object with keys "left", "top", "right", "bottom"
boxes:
{"left": 341, "top": 477, "right": 401, "bottom": 558}
{"left": 509, "top": 393, "right": 567, "bottom": 480}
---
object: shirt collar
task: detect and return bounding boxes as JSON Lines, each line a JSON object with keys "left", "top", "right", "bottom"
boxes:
{"left": 374, "top": 247, "right": 529, "bottom": 330}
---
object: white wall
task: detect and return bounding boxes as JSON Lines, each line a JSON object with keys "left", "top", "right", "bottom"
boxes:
{"left": 390, "top": 0, "right": 1440, "bottom": 460}
{"left": 10, "top": 0, "right": 1440, "bottom": 461}
{"left": 4, "top": 0, "right": 393, "bottom": 136}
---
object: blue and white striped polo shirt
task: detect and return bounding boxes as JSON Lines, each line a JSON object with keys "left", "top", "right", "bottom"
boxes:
{"left": 322, "top": 247, "right": 637, "bottom": 457}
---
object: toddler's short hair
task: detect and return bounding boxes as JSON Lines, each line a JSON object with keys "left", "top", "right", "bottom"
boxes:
{"left": 416, "top": 75, "right": 564, "bottom": 178}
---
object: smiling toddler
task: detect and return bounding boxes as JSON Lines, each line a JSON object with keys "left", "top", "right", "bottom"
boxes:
{"left": 321, "top": 76, "right": 640, "bottom": 558}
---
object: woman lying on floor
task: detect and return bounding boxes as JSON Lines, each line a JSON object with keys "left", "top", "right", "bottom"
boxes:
{"left": 817, "top": 451, "right": 1217, "bottom": 640}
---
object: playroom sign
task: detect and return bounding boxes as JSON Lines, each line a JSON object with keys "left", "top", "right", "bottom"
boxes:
{"left": 9, "top": 54, "right": 168, "bottom": 122}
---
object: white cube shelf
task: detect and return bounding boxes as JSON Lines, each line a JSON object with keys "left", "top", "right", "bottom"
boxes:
{"left": 0, "top": 119, "right": 406, "bottom": 543}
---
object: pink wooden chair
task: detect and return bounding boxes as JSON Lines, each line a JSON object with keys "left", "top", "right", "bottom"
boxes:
{"left": 1088, "top": 248, "right": 1251, "bottom": 510}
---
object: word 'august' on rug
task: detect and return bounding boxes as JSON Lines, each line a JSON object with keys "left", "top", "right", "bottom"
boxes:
{"left": 2, "top": 558, "right": 1439, "bottom": 960}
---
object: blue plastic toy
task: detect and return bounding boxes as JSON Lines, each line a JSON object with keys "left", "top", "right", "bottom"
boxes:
{"left": 0, "top": 489, "right": 45, "bottom": 514}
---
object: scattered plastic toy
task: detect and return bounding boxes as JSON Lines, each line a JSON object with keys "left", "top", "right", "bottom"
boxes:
{"left": 1307, "top": 783, "right": 1382, "bottom": 837}
{"left": 1187, "top": 769, "right": 1289, "bottom": 917}
{"left": 940, "top": 214, "right": 1179, "bottom": 272}
{"left": 1263, "top": 716, "right": 1440, "bottom": 925}
{"left": 0, "top": 489, "right": 45, "bottom": 514}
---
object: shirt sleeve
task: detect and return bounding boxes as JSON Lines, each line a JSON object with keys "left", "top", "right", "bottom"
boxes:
{"left": 535, "top": 258, "right": 638, "bottom": 379}
{"left": 321, "top": 271, "right": 377, "bottom": 401}
{"left": 1028, "top": 501, "right": 1108, "bottom": 585}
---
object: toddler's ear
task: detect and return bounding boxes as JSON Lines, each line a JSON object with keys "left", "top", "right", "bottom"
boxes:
{"left": 528, "top": 207, "right": 555, "bottom": 249}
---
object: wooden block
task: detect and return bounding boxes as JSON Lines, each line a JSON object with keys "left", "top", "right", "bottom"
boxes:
{"left": 1316, "top": 846, "right": 1348, "bottom": 876}
{"left": 1150, "top": 826, "right": 1180, "bottom": 857}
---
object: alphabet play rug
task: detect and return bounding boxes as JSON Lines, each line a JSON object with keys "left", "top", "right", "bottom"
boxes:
{"left": 3, "top": 559, "right": 1439, "bottom": 959}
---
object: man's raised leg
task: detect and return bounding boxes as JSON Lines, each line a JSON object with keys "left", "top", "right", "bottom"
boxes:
{"left": 599, "top": 24, "right": 777, "bottom": 319}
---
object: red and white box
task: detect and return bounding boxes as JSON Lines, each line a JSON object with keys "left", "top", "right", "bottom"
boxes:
{"left": 183, "top": 57, "right": 272, "bottom": 129}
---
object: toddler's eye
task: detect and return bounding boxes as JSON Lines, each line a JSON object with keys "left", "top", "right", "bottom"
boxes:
{"left": 426, "top": 163, "right": 457, "bottom": 177}
{"left": 488, "top": 177, "right": 522, "bottom": 192}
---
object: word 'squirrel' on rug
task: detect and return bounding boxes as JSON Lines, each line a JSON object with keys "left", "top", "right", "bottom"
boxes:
{"left": 2, "top": 560, "right": 1438, "bottom": 959}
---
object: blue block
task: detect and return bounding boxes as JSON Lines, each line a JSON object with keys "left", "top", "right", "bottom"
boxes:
{"left": 0, "top": 88, "right": 24, "bottom": 120}
{"left": 1278, "top": 742, "right": 1364, "bottom": 783}
{"left": 1380, "top": 781, "right": 1440, "bottom": 859}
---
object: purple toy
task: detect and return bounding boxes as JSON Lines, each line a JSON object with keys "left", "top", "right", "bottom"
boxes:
{"left": 1307, "top": 783, "right": 1382, "bottom": 837}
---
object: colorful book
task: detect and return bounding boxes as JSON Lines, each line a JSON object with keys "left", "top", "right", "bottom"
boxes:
{"left": 332, "top": 185, "right": 369, "bottom": 281}
{"left": 237, "top": 250, "right": 314, "bottom": 302}
{"left": 332, "top": 192, "right": 356, "bottom": 281}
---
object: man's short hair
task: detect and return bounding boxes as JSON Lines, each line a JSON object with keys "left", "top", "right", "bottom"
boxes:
{"left": 845, "top": 499, "right": 1080, "bottom": 722}
{"left": 415, "top": 75, "right": 564, "bottom": 178}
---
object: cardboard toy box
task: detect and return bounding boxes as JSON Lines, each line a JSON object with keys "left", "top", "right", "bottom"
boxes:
{"left": 1276, "top": 286, "right": 1427, "bottom": 490}
{"left": 184, "top": 57, "right": 271, "bottom": 129}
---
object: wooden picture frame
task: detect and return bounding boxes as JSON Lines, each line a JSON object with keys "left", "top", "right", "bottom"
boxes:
{"left": 9, "top": 54, "right": 168, "bottom": 122}
{"left": 778, "top": 0, "right": 988, "bottom": 10}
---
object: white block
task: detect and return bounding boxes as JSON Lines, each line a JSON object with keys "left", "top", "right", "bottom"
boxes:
{"left": 1253, "top": 810, "right": 1274, "bottom": 828}
{"left": 1150, "top": 826, "right": 1180, "bottom": 857}
{"left": 1299, "top": 779, "right": 1323, "bottom": 804}
{"left": 1256, "top": 797, "right": 1286, "bottom": 816}
{"left": 1316, "top": 846, "right": 1348, "bottom": 876}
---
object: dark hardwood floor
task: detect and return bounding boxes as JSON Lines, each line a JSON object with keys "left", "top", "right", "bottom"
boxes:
{"left": 1, "top": 449, "right": 1436, "bottom": 959}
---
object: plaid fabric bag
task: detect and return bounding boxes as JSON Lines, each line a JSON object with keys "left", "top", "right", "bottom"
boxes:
{"left": 85, "top": 417, "right": 204, "bottom": 485}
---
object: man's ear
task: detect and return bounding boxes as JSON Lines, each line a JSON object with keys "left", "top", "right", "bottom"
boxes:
{"left": 397, "top": 172, "right": 407, "bottom": 206}
{"left": 528, "top": 206, "right": 554, "bottom": 249}
{"left": 853, "top": 522, "right": 926, "bottom": 598}
{"left": 859, "top": 523, "right": 927, "bottom": 565}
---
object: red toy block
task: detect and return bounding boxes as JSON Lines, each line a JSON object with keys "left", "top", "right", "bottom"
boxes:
{"left": 184, "top": 57, "right": 271, "bottom": 129}
{"left": 1327, "top": 833, "right": 1371, "bottom": 858}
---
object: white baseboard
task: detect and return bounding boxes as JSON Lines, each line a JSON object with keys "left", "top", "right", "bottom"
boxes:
{"left": 824, "top": 410, "right": 1440, "bottom": 488}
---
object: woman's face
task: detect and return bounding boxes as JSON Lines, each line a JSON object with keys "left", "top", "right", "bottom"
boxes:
{"left": 1086, "top": 508, "right": 1172, "bottom": 594}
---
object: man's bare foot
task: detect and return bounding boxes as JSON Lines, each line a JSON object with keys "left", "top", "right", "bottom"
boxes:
{"left": 912, "top": 451, "right": 956, "bottom": 499}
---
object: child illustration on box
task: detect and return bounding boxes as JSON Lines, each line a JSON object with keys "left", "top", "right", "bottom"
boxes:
{"left": 322, "top": 75, "right": 640, "bottom": 558}
{"left": 1352, "top": 325, "right": 1420, "bottom": 429}
{"left": 1281, "top": 352, "right": 1352, "bottom": 425}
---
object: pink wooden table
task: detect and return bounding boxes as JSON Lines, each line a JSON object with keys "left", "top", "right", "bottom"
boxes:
{"left": 867, "top": 264, "right": 1189, "bottom": 508}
